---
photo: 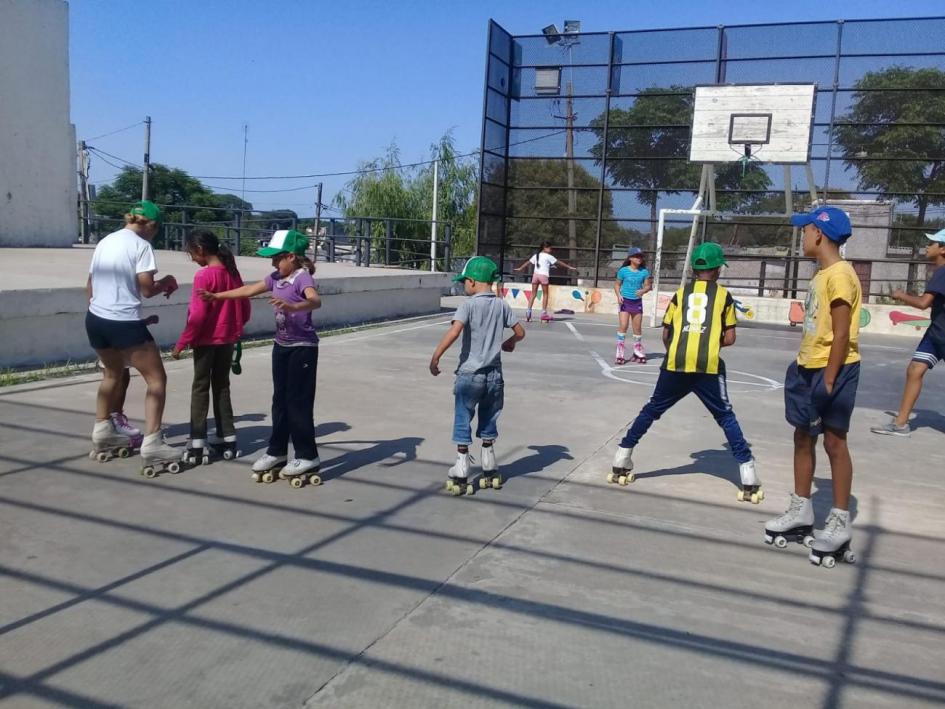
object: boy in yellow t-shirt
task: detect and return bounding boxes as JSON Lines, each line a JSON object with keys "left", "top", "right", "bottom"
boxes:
{"left": 764, "top": 206, "right": 862, "bottom": 569}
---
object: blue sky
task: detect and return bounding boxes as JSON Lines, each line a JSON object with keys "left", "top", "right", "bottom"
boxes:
{"left": 70, "top": 0, "right": 945, "bottom": 214}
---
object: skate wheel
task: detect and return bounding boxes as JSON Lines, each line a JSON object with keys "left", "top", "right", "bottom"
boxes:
{"left": 803, "top": 535, "right": 814, "bottom": 548}
{"left": 262, "top": 472, "right": 275, "bottom": 484}
{"left": 774, "top": 536, "right": 788, "bottom": 549}
{"left": 167, "top": 462, "right": 181, "bottom": 474}
{"left": 251, "top": 472, "right": 263, "bottom": 483}
{"left": 757, "top": 489, "right": 765, "bottom": 502}
{"left": 618, "top": 475, "right": 628, "bottom": 486}
{"left": 843, "top": 550, "right": 856, "bottom": 564}
{"left": 464, "top": 483, "right": 475, "bottom": 495}
{"left": 290, "top": 477, "right": 304, "bottom": 488}
{"left": 451, "top": 484, "right": 462, "bottom": 496}
{"left": 96, "top": 452, "right": 110, "bottom": 463}
{"left": 445, "top": 480, "right": 454, "bottom": 492}
{"left": 118, "top": 448, "right": 131, "bottom": 459}
{"left": 308, "top": 474, "right": 322, "bottom": 486}
{"left": 808, "top": 553, "right": 821, "bottom": 566}
{"left": 736, "top": 490, "right": 745, "bottom": 502}
{"left": 606, "top": 472, "right": 616, "bottom": 484}
{"left": 750, "top": 492, "right": 761, "bottom": 505}
{"left": 201, "top": 456, "right": 209, "bottom": 465}
{"left": 478, "top": 477, "right": 487, "bottom": 489}
{"left": 491, "top": 476, "right": 501, "bottom": 490}
{"left": 223, "top": 450, "right": 234, "bottom": 460}
{"left": 823, "top": 556, "right": 836, "bottom": 569}
{"left": 142, "top": 466, "right": 157, "bottom": 478}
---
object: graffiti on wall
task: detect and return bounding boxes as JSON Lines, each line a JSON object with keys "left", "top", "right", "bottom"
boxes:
{"left": 890, "top": 311, "right": 930, "bottom": 330}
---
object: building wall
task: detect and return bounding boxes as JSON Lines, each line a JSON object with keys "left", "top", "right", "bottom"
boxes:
{"left": 0, "top": 0, "right": 76, "bottom": 247}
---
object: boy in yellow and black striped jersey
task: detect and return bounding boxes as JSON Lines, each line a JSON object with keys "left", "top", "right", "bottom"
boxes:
{"left": 610, "top": 243, "right": 761, "bottom": 502}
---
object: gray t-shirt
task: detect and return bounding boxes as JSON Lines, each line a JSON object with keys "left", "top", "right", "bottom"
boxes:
{"left": 453, "top": 293, "right": 519, "bottom": 374}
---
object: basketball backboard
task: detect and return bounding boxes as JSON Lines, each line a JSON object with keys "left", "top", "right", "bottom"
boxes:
{"left": 689, "top": 84, "right": 816, "bottom": 164}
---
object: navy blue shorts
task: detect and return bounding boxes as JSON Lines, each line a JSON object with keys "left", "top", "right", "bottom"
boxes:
{"left": 912, "top": 332, "right": 945, "bottom": 370}
{"left": 85, "top": 311, "right": 153, "bottom": 352}
{"left": 784, "top": 361, "right": 860, "bottom": 434}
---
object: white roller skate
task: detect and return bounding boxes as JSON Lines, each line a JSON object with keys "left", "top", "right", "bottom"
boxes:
{"left": 607, "top": 445, "right": 634, "bottom": 485}
{"left": 526, "top": 308, "right": 533, "bottom": 323}
{"left": 89, "top": 419, "right": 133, "bottom": 463}
{"left": 763, "top": 493, "right": 814, "bottom": 549}
{"left": 279, "top": 457, "right": 322, "bottom": 488}
{"left": 446, "top": 451, "right": 474, "bottom": 496}
{"left": 139, "top": 432, "right": 181, "bottom": 478}
{"left": 251, "top": 453, "right": 286, "bottom": 484}
{"left": 478, "top": 443, "right": 502, "bottom": 490}
{"left": 630, "top": 340, "right": 647, "bottom": 364}
{"left": 736, "top": 459, "right": 764, "bottom": 504}
{"left": 809, "top": 508, "right": 856, "bottom": 568}
{"left": 540, "top": 310, "right": 553, "bottom": 324}
{"left": 182, "top": 439, "right": 210, "bottom": 466}
{"left": 615, "top": 340, "right": 626, "bottom": 366}
{"left": 110, "top": 412, "right": 143, "bottom": 448}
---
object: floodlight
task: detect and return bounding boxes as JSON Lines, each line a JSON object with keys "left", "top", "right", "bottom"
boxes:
{"left": 542, "top": 24, "right": 560, "bottom": 45}
{"left": 563, "top": 20, "right": 581, "bottom": 34}
{"left": 535, "top": 67, "right": 561, "bottom": 95}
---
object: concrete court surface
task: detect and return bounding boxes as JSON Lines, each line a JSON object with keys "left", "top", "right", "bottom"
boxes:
{"left": 0, "top": 308, "right": 943, "bottom": 708}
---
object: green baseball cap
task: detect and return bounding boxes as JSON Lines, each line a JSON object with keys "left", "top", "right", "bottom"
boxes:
{"left": 691, "top": 242, "right": 727, "bottom": 271}
{"left": 453, "top": 255, "right": 499, "bottom": 283}
{"left": 256, "top": 229, "right": 309, "bottom": 257}
{"left": 130, "top": 200, "right": 162, "bottom": 223}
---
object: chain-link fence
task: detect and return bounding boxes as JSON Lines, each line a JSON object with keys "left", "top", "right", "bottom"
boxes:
{"left": 478, "top": 17, "right": 945, "bottom": 297}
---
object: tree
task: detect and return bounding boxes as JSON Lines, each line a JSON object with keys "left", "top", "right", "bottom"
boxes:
{"left": 589, "top": 87, "right": 771, "bottom": 252}
{"left": 834, "top": 66, "right": 945, "bottom": 230}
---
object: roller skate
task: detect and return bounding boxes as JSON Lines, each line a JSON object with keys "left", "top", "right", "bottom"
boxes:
{"left": 181, "top": 439, "right": 210, "bottom": 466}
{"left": 539, "top": 310, "right": 553, "bottom": 324}
{"left": 478, "top": 442, "right": 502, "bottom": 490}
{"left": 89, "top": 419, "right": 134, "bottom": 463}
{"left": 615, "top": 341, "right": 626, "bottom": 366}
{"left": 763, "top": 493, "right": 814, "bottom": 549}
{"left": 279, "top": 457, "right": 322, "bottom": 488}
{"left": 445, "top": 451, "right": 474, "bottom": 496}
{"left": 526, "top": 308, "right": 533, "bottom": 323}
{"left": 735, "top": 459, "right": 764, "bottom": 504}
{"left": 630, "top": 340, "right": 647, "bottom": 364}
{"left": 208, "top": 435, "right": 241, "bottom": 461}
{"left": 251, "top": 453, "right": 286, "bottom": 484}
{"left": 607, "top": 445, "right": 634, "bottom": 485}
{"left": 110, "top": 411, "right": 143, "bottom": 448}
{"left": 809, "top": 508, "right": 856, "bottom": 568}
{"left": 139, "top": 432, "right": 181, "bottom": 478}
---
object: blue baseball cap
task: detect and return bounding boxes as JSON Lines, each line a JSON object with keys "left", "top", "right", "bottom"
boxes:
{"left": 790, "top": 206, "right": 852, "bottom": 243}
{"left": 926, "top": 228, "right": 945, "bottom": 244}
{"left": 627, "top": 247, "right": 643, "bottom": 257}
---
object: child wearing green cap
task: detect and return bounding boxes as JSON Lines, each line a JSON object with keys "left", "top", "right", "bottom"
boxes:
{"left": 430, "top": 256, "right": 526, "bottom": 494}
{"left": 201, "top": 230, "right": 324, "bottom": 487}
{"left": 610, "top": 242, "right": 761, "bottom": 502}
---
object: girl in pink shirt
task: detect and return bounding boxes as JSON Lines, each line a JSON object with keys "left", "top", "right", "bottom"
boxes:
{"left": 173, "top": 231, "right": 251, "bottom": 464}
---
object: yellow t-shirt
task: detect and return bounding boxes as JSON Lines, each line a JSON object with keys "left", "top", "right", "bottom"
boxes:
{"left": 797, "top": 260, "right": 861, "bottom": 368}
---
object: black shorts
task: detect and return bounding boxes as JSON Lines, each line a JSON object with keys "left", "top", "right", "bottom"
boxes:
{"left": 784, "top": 361, "right": 860, "bottom": 434}
{"left": 85, "top": 311, "right": 153, "bottom": 351}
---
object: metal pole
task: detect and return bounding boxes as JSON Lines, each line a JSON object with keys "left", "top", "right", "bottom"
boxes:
{"left": 77, "top": 140, "right": 91, "bottom": 244}
{"left": 430, "top": 158, "right": 439, "bottom": 271}
{"left": 650, "top": 208, "right": 667, "bottom": 328}
{"left": 141, "top": 116, "right": 151, "bottom": 201}
{"left": 241, "top": 123, "right": 248, "bottom": 204}
{"left": 566, "top": 79, "right": 577, "bottom": 266}
{"left": 592, "top": 32, "right": 616, "bottom": 288}
{"left": 385, "top": 220, "right": 392, "bottom": 266}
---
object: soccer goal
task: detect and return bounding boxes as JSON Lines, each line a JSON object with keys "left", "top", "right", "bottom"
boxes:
{"left": 649, "top": 83, "right": 819, "bottom": 326}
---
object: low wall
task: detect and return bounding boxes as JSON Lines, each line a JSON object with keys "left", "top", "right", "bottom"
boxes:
{"left": 498, "top": 282, "right": 931, "bottom": 338}
{"left": 0, "top": 248, "right": 451, "bottom": 368}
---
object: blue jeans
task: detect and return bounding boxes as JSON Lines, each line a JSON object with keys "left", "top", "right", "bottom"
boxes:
{"left": 453, "top": 368, "right": 504, "bottom": 445}
{"left": 620, "top": 365, "right": 752, "bottom": 463}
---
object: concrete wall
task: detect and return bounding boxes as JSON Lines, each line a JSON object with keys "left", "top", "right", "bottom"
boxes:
{"left": 0, "top": 0, "right": 76, "bottom": 247}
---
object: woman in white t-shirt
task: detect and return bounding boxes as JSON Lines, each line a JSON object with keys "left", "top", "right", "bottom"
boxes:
{"left": 85, "top": 200, "right": 180, "bottom": 469}
{"left": 513, "top": 241, "right": 578, "bottom": 322}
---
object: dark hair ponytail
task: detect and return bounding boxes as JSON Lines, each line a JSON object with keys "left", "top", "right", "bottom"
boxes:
{"left": 185, "top": 230, "right": 242, "bottom": 280}
{"left": 290, "top": 253, "right": 316, "bottom": 275}
{"left": 533, "top": 240, "right": 553, "bottom": 268}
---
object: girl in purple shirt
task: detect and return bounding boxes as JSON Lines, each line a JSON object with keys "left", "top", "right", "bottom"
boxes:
{"left": 202, "top": 229, "right": 323, "bottom": 486}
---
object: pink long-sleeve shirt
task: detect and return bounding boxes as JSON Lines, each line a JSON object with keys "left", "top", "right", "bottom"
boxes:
{"left": 176, "top": 265, "right": 251, "bottom": 349}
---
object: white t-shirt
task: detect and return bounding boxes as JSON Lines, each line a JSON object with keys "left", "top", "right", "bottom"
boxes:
{"left": 88, "top": 228, "right": 157, "bottom": 321}
{"left": 529, "top": 252, "right": 558, "bottom": 277}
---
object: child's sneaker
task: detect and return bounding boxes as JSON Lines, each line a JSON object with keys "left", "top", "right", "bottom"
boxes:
{"left": 870, "top": 420, "right": 910, "bottom": 437}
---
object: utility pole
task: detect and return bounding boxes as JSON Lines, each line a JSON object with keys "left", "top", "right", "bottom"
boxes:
{"left": 141, "top": 116, "right": 151, "bottom": 201}
{"left": 565, "top": 78, "right": 577, "bottom": 266}
{"left": 430, "top": 157, "right": 439, "bottom": 272}
{"left": 77, "top": 140, "right": 91, "bottom": 243}
{"left": 314, "top": 182, "right": 323, "bottom": 259}
{"left": 241, "top": 122, "right": 249, "bottom": 204}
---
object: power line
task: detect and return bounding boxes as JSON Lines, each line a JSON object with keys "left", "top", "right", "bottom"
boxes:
{"left": 85, "top": 121, "right": 144, "bottom": 142}
{"left": 88, "top": 146, "right": 142, "bottom": 168}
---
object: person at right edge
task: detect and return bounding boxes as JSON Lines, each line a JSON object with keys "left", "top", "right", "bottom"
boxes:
{"left": 764, "top": 206, "right": 862, "bottom": 568}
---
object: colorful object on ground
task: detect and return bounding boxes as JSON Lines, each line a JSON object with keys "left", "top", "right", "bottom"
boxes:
{"left": 889, "top": 311, "right": 931, "bottom": 330}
